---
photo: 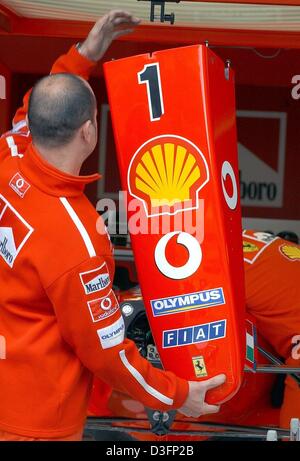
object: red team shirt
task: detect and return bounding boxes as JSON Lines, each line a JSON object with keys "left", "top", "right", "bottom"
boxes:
{"left": 243, "top": 229, "right": 300, "bottom": 359}
{"left": 243, "top": 229, "right": 300, "bottom": 428}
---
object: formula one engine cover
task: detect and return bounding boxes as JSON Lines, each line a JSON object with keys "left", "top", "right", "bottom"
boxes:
{"left": 104, "top": 45, "right": 245, "bottom": 403}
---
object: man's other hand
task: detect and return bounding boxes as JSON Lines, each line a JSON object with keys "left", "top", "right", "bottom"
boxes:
{"left": 79, "top": 10, "right": 141, "bottom": 62}
{"left": 179, "top": 374, "right": 226, "bottom": 418}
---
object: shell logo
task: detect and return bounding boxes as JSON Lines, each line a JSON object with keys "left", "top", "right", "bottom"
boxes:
{"left": 128, "top": 135, "right": 209, "bottom": 217}
{"left": 280, "top": 245, "right": 300, "bottom": 261}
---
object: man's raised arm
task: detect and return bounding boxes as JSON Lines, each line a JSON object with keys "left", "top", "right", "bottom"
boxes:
{"left": 7, "top": 11, "right": 140, "bottom": 139}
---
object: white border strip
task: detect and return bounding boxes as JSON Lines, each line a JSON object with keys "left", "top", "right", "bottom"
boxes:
{"left": 60, "top": 197, "right": 96, "bottom": 258}
{"left": 0, "top": 203, "right": 7, "bottom": 221}
{"left": 6, "top": 136, "right": 23, "bottom": 158}
{"left": 119, "top": 349, "right": 173, "bottom": 406}
{"left": 12, "top": 120, "right": 27, "bottom": 133}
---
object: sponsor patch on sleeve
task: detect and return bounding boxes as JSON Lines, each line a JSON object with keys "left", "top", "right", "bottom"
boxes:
{"left": 87, "top": 290, "right": 120, "bottom": 323}
{"left": 79, "top": 262, "right": 111, "bottom": 295}
{"left": 0, "top": 194, "right": 33, "bottom": 268}
{"left": 97, "top": 316, "right": 125, "bottom": 350}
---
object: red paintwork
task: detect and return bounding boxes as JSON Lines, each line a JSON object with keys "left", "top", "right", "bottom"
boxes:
{"left": 104, "top": 45, "right": 245, "bottom": 404}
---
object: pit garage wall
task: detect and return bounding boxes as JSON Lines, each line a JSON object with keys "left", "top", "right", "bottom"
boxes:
{"left": 3, "top": 37, "right": 300, "bottom": 236}
{"left": 0, "top": 59, "right": 11, "bottom": 134}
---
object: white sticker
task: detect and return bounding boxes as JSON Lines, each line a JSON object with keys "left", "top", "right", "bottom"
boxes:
{"left": 97, "top": 316, "right": 125, "bottom": 350}
{"left": 155, "top": 231, "right": 202, "bottom": 280}
{"left": 221, "top": 161, "right": 238, "bottom": 210}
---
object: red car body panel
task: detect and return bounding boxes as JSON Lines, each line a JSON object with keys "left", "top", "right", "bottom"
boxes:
{"left": 104, "top": 45, "right": 245, "bottom": 404}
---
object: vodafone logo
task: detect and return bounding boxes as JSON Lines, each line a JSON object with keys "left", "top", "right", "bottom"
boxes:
{"left": 9, "top": 173, "right": 30, "bottom": 198}
{"left": 87, "top": 290, "right": 119, "bottom": 323}
{"left": 100, "top": 297, "right": 112, "bottom": 311}
{"left": 155, "top": 231, "right": 202, "bottom": 280}
{"left": 221, "top": 161, "right": 238, "bottom": 210}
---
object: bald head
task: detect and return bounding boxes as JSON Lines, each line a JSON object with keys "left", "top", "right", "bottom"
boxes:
{"left": 28, "top": 73, "right": 97, "bottom": 149}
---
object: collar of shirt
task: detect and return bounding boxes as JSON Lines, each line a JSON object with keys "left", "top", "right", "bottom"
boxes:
{"left": 19, "top": 142, "right": 101, "bottom": 197}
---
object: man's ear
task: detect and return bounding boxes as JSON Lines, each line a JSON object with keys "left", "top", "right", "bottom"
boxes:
{"left": 81, "top": 120, "right": 93, "bottom": 143}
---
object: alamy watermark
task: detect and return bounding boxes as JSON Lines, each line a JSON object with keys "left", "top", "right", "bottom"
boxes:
{"left": 95, "top": 191, "right": 205, "bottom": 242}
{"left": 291, "top": 75, "right": 300, "bottom": 100}
{"left": 292, "top": 335, "right": 300, "bottom": 360}
{"left": 0, "top": 335, "right": 6, "bottom": 359}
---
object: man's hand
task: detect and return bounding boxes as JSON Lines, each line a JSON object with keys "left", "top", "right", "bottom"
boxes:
{"left": 179, "top": 374, "right": 226, "bottom": 418}
{"left": 79, "top": 10, "right": 141, "bottom": 62}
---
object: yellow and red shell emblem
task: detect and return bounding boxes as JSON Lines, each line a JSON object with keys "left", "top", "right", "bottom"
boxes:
{"left": 128, "top": 135, "right": 209, "bottom": 216}
{"left": 280, "top": 244, "right": 300, "bottom": 261}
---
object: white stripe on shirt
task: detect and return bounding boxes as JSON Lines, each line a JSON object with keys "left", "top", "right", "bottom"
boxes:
{"left": 60, "top": 197, "right": 96, "bottom": 258}
{"left": 12, "top": 120, "right": 27, "bottom": 133}
{"left": 6, "top": 136, "right": 23, "bottom": 158}
{"left": 119, "top": 349, "right": 173, "bottom": 406}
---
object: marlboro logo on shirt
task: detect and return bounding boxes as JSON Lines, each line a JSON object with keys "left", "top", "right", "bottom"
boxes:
{"left": 0, "top": 194, "right": 33, "bottom": 268}
{"left": 79, "top": 262, "right": 111, "bottom": 295}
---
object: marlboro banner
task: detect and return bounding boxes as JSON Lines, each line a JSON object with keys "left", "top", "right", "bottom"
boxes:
{"left": 104, "top": 45, "right": 245, "bottom": 404}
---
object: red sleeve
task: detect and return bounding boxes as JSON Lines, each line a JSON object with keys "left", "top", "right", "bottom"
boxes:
{"left": 46, "top": 256, "right": 189, "bottom": 411}
{"left": 4, "top": 45, "right": 97, "bottom": 145}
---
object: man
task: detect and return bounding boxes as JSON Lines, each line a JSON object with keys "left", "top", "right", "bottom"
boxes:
{"left": 0, "top": 10, "right": 225, "bottom": 441}
{"left": 243, "top": 229, "right": 300, "bottom": 428}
